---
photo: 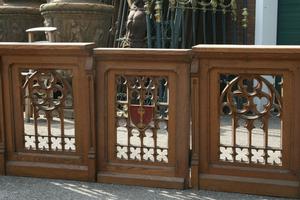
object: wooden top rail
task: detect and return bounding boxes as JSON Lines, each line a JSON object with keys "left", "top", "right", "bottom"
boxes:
{"left": 0, "top": 42, "right": 95, "bottom": 56}
{"left": 1, "top": 43, "right": 300, "bottom": 59}
{"left": 94, "top": 48, "right": 191, "bottom": 62}
{"left": 1, "top": 43, "right": 300, "bottom": 66}
{"left": 192, "top": 44, "right": 300, "bottom": 59}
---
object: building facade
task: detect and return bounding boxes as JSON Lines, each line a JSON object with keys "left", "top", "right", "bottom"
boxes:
{"left": 255, "top": 0, "right": 300, "bottom": 45}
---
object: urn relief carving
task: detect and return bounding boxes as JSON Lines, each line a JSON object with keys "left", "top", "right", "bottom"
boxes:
{"left": 41, "top": 0, "right": 114, "bottom": 47}
{"left": 0, "top": 0, "right": 45, "bottom": 42}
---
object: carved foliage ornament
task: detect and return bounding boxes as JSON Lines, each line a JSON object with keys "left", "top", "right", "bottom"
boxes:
{"left": 23, "top": 70, "right": 71, "bottom": 113}
{"left": 22, "top": 70, "right": 75, "bottom": 152}
{"left": 219, "top": 74, "right": 283, "bottom": 166}
{"left": 221, "top": 75, "right": 282, "bottom": 120}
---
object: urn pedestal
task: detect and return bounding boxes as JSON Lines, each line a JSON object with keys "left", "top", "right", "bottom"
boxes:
{"left": 0, "top": 0, "right": 45, "bottom": 42}
{"left": 41, "top": 0, "right": 114, "bottom": 47}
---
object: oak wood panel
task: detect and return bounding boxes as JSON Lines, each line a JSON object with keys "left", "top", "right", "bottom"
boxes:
{"left": 191, "top": 76, "right": 199, "bottom": 189}
{"left": 0, "top": 43, "right": 95, "bottom": 181}
{"left": 0, "top": 43, "right": 95, "bottom": 56}
{"left": 95, "top": 48, "right": 190, "bottom": 189}
{"left": 193, "top": 45, "right": 300, "bottom": 60}
{"left": 0, "top": 56, "right": 5, "bottom": 175}
{"left": 199, "top": 174, "right": 299, "bottom": 198}
{"left": 0, "top": 43, "right": 299, "bottom": 198}
{"left": 98, "top": 172, "right": 185, "bottom": 189}
{"left": 192, "top": 45, "right": 300, "bottom": 198}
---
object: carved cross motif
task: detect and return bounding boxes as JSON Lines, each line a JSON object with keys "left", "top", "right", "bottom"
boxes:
{"left": 116, "top": 75, "right": 169, "bottom": 163}
{"left": 137, "top": 106, "right": 145, "bottom": 125}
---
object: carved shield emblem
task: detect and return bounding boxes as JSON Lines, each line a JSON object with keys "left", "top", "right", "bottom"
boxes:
{"left": 129, "top": 105, "right": 154, "bottom": 130}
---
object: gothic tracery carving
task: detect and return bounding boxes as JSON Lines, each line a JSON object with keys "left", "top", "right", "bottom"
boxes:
{"left": 116, "top": 75, "right": 169, "bottom": 163}
{"left": 219, "top": 74, "right": 283, "bottom": 166}
{"left": 23, "top": 70, "right": 76, "bottom": 152}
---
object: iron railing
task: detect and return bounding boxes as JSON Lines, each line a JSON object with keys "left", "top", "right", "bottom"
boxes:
{"left": 113, "top": 0, "right": 249, "bottom": 48}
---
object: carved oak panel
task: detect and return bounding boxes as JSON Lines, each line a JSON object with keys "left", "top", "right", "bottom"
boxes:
{"left": 22, "top": 69, "right": 76, "bottom": 152}
{"left": 219, "top": 74, "right": 283, "bottom": 166}
{"left": 115, "top": 75, "right": 169, "bottom": 163}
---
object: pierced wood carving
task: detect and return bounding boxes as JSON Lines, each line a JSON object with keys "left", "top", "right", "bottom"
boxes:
{"left": 115, "top": 75, "right": 169, "bottom": 163}
{"left": 22, "top": 70, "right": 76, "bottom": 152}
{"left": 219, "top": 74, "right": 283, "bottom": 166}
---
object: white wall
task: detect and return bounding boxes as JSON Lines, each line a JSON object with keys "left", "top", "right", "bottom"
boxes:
{"left": 255, "top": 0, "right": 278, "bottom": 45}
{"left": 254, "top": 0, "right": 279, "bottom": 110}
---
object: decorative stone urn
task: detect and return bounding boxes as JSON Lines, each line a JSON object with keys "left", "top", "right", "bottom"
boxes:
{"left": 40, "top": 0, "right": 114, "bottom": 47}
{"left": 0, "top": 0, "right": 45, "bottom": 42}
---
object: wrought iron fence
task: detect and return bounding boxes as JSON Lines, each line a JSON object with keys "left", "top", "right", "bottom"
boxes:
{"left": 113, "top": 0, "right": 249, "bottom": 48}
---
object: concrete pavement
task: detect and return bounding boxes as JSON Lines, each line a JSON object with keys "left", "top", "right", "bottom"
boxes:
{"left": 0, "top": 176, "right": 296, "bottom": 200}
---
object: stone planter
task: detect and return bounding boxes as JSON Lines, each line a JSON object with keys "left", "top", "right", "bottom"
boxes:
{"left": 0, "top": 0, "right": 45, "bottom": 42}
{"left": 40, "top": 1, "right": 114, "bottom": 47}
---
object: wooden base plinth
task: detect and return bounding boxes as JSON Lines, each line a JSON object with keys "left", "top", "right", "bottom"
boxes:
{"left": 199, "top": 174, "right": 300, "bottom": 198}
{"left": 0, "top": 153, "right": 5, "bottom": 175}
{"left": 6, "top": 161, "right": 90, "bottom": 181}
{"left": 98, "top": 172, "right": 185, "bottom": 189}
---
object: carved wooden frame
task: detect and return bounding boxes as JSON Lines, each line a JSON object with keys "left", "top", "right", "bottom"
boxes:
{"left": 95, "top": 49, "right": 190, "bottom": 189}
{"left": 0, "top": 44, "right": 299, "bottom": 198}
{"left": 191, "top": 45, "right": 300, "bottom": 198}
{"left": 0, "top": 57, "right": 4, "bottom": 175}
{"left": 0, "top": 43, "right": 96, "bottom": 181}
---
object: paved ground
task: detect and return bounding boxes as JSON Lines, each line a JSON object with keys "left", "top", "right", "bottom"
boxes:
{"left": 0, "top": 176, "right": 296, "bottom": 200}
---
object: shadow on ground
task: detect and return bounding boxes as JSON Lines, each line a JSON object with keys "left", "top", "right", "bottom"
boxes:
{"left": 0, "top": 176, "right": 296, "bottom": 200}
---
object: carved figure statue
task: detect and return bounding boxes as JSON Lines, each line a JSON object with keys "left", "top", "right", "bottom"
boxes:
{"left": 122, "top": 0, "right": 146, "bottom": 48}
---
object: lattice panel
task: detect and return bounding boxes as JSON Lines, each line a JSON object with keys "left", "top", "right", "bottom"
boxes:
{"left": 115, "top": 75, "right": 169, "bottom": 163}
{"left": 219, "top": 74, "right": 283, "bottom": 166}
{"left": 22, "top": 69, "right": 76, "bottom": 152}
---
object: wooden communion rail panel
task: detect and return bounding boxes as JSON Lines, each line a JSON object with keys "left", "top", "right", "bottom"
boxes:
{"left": 191, "top": 45, "right": 300, "bottom": 198}
{"left": 0, "top": 43, "right": 299, "bottom": 198}
{"left": 94, "top": 49, "right": 190, "bottom": 189}
{"left": 0, "top": 43, "right": 96, "bottom": 181}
